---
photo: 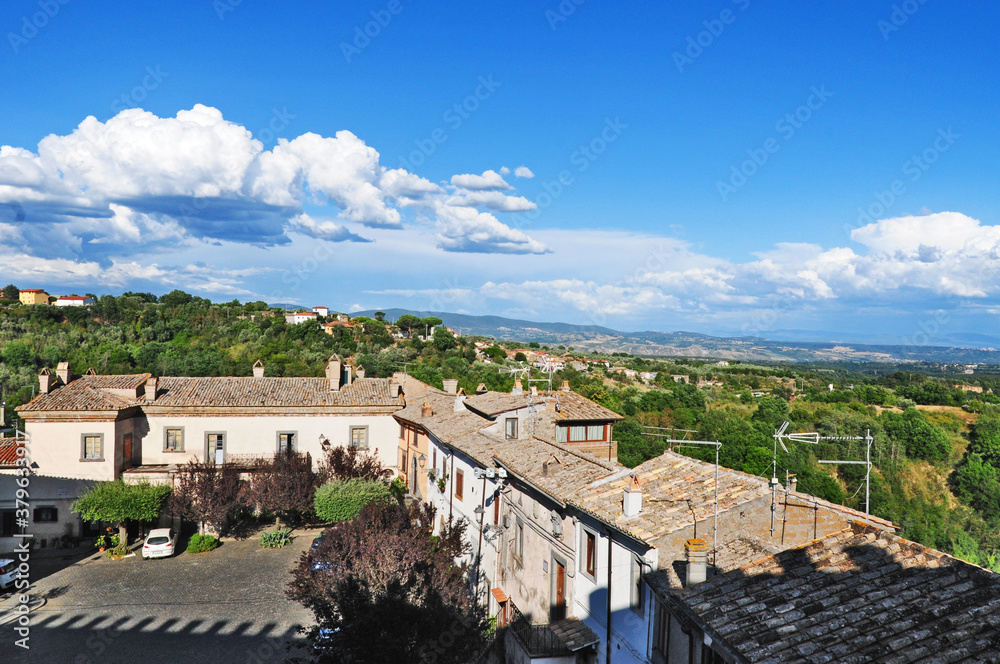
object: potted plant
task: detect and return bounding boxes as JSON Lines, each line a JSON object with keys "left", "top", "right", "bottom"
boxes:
{"left": 427, "top": 468, "right": 438, "bottom": 483}
{"left": 437, "top": 472, "right": 449, "bottom": 492}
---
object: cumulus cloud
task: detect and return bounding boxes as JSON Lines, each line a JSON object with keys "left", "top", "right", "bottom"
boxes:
{"left": 0, "top": 105, "right": 548, "bottom": 287}
{"left": 514, "top": 166, "right": 534, "bottom": 178}
{"left": 449, "top": 169, "right": 512, "bottom": 191}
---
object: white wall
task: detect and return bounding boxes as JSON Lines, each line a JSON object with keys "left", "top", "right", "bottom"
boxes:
{"left": 139, "top": 413, "right": 399, "bottom": 470}
{"left": 25, "top": 420, "right": 119, "bottom": 482}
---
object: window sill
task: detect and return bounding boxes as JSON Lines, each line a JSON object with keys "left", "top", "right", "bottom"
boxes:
{"left": 79, "top": 458, "right": 105, "bottom": 462}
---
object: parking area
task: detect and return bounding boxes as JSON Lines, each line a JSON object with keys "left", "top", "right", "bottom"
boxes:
{"left": 1, "top": 528, "right": 320, "bottom": 664}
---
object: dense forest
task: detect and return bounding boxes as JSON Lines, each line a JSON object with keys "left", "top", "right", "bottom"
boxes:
{"left": 1, "top": 287, "right": 998, "bottom": 571}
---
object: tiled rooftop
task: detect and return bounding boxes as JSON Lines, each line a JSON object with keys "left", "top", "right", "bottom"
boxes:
{"left": 0, "top": 438, "right": 20, "bottom": 467}
{"left": 543, "top": 390, "right": 623, "bottom": 422}
{"left": 18, "top": 373, "right": 402, "bottom": 412}
{"left": 673, "top": 521, "right": 1000, "bottom": 663}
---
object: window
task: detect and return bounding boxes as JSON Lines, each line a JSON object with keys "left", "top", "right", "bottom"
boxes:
{"left": 206, "top": 433, "right": 225, "bottom": 464}
{"left": 558, "top": 424, "right": 607, "bottom": 443}
{"left": 164, "top": 427, "right": 184, "bottom": 452}
{"left": 582, "top": 528, "right": 597, "bottom": 579}
{"left": 631, "top": 556, "right": 645, "bottom": 613}
{"left": 401, "top": 450, "right": 408, "bottom": 475}
{"left": 400, "top": 423, "right": 405, "bottom": 440}
{"left": 123, "top": 433, "right": 133, "bottom": 467}
{"left": 277, "top": 431, "right": 297, "bottom": 453}
{"left": 514, "top": 518, "right": 524, "bottom": 560}
{"left": 432, "top": 448, "right": 437, "bottom": 472}
{"left": 349, "top": 426, "right": 369, "bottom": 450}
{"left": 505, "top": 417, "right": 518, "bottom": 440}
{"left": 455, "top": 469, "right": 464, "bottom": 501}
{"left": 702, "top": 647, "right": 727, "bottom": 664}
{"left": 652, "top": 600, "right": 671, "bottom": 659}
{"left": 33, "top": 507, "right": 57, "bottom": 523}
{"left": 81, "top": 434, "right": 103, "bottom": 461}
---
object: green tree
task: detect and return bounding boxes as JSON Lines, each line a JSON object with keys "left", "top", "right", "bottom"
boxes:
{"left": 433, "top": 326, "right": 457, "bottom": 352}
{"left": 72, "top": 480, "right": 171, "bottom": 545}
{"left": 420, "top": 317, "right": 443, "bottom": 336}
{"left": 1, "top": 284, "right": 18, "bottom": 301}
{"left": 395, "top": 314, "right": 422, "bottom": 334}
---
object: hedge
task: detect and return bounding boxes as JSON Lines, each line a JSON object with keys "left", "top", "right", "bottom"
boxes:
{"left": 314, "top": 478, "right": 392, "bottom": 522}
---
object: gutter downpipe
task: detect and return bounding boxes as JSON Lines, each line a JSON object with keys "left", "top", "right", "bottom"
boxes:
{"left": 475, "top": 471, "right": 487, "bottom": 601}
{"left": 605, "top": 526, "right": 613, "bottom": 664}
{"left": 449, "top": 451, "right": 455, "bottom": 525}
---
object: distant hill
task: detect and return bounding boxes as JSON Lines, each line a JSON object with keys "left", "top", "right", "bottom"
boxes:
{"left": 347, "top": 308, "right": 1000, "bottom": 365}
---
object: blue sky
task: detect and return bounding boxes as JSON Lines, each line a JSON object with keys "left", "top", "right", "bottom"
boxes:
{"left": 2, "top": 0, "right": 1000, "bottom": 343}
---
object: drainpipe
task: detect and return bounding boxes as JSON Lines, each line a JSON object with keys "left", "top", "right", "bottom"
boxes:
{"left": 448, "top": 452, "right": 455, "bottom": 524}
{"left": 475, "top": 472, "right": 487, "bottom": 600}
{"left": 605, "top": 527, "right": 613, "bottom": 664}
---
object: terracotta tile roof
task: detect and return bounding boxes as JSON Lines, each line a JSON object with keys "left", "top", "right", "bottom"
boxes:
{"left": 548, "top": 618, "right": 600, "bottom": 652}
{"left": 18, "top": 374, "right": 401, "bottom": 412}
{"left": 572, "top": 451, "right": 773, "bottom": 545}
{"left": 463, "top": 392, "right": 537, "bottom": 417}
{"left": 672, "top": 522, "right": 1000, "bottom": 663}
{"left": 150, "top": 376, "right": 400, "bottom": 408}
{"left": 0, "top": 438, "right": 20, "bottom": 467}
{"left": 543, "top": 390, "right": 622, "bottom": 422}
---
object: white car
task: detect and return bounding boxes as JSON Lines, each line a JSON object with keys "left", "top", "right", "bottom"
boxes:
{"left": 142, "top": 528, "right": 177, "bottom": 559}
{"left": 0, "top": 559, "right": 17, "bottom": 590}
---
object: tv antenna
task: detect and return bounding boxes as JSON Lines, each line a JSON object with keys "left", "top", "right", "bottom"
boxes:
{"left": 499, "top": 363, "right": 530, "bottom": 383}
{"left": 773, "top": 421, "right": 874, "bottom": 525}
{"left": 641, "top": 429, "right": 722, "bottom": 567}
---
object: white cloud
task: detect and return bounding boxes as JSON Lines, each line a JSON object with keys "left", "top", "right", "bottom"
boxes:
{"left": 0, "top": 105, "right": 548, "bottom": 267}
{"left": 514, "top": 166, "right": 534, "bottom": 178}
{"left": 449, "top": 169, "right": 512, "bottom": 191}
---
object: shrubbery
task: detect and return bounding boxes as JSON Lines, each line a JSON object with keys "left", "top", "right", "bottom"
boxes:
{"left": 187, "top": 534, "right": 221, "bottom": 553}
{"left": 259, "top": 527, "right": 291, "bottom": 548}
{"left": 314, "top": 478, "right": 392, "bottom": 522}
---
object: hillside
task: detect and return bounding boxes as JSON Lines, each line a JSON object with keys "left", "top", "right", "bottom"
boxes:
{"left": 352, "top": 309, "right": 1000, "bottom": 364}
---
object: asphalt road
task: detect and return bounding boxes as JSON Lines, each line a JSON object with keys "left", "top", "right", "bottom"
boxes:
{"left": 0, "top": 529, "right": 320, "bottom": 664}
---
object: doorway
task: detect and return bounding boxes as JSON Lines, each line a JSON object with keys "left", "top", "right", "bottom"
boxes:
{"left": 550, "top": 555, "right": 567, "bottom": 622}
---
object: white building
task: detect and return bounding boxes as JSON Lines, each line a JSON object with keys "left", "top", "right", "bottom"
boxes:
{"left": 312, "top": 306, "right": 329, "bottom": 317}
{"left": 55, "top": 295, "right": 95, "bottom": 307}
{"left": 285, "top": 311, "right": 318, "bottom": 325}
{"left": 9, "top": 358, "right": 405, "bottom": 551}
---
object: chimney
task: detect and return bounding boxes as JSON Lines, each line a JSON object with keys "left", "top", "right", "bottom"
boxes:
{"left": 685, "top": 539, "right": 709, "bottom": 587}
{"left": 326, "top": 356, "right": 342, "bottom": 392}
{"left": 252, "top": 359, "right": 265, "bottom": 379}
{"left": 391, "top": 383, "right": 401, "bottom": 398}
{"left": 145, "top": 377, "right": 158, "bottom": 402}
{"left": 623, "top": 475, "right": 642, "bottom": 518}
{"left": 530, "top": 385, "right": 538, "bottom": 396}
{"left": 561, "top": 380, "right": 570, "bottom": 392}
{"left": 511, "top": 380, "right": 523, "bottom": 396}
{"left": 454, "top": 393, "right": 467, "bottom": 412}
{"left": 476, "top": 382, "right": 487, "bottom": 395}
{"left": 788, "top": 475, "right": 797, "bottom": 493}
{"left": 344, "top": 364, "right": 353, "bottom": 386}
{"left": 356, "top": 366, "right": 366, "bottom": 380}
{"left": 443, "top": 379, "right": 458, "bottom": 395}
{"left": 421, "top": 401, "right": 433, "bottom": 417}
{"left": 56, "top": 361, "right": 72, "bottom": 386}
{"left": 39, "top": 369, "right": 54, "bottom": 394}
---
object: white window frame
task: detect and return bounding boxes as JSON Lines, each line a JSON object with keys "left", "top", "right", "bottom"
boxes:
{"left": 81, "top": 433, "right": 104, "bottom": 461}
{"left": 579, "top": 525, "right": 598, "bottom": 582}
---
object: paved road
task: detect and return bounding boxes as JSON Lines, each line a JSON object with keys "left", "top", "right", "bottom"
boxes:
{"left": 0, "top": 529, "right": 320, "bottom": 664}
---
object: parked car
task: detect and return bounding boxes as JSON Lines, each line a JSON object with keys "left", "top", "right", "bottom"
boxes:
{"left": 0, "top": 559, "right": 17, "bottom": 590}
{"left": 142, "top": 528, "right": 177, "bottom": 559}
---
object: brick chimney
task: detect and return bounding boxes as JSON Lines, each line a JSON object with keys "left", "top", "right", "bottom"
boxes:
{"left": 476, "top": 382, "right": 487, "bottom": 395}
{"left": 511, "top": 380, "right": 523, "bottom": 396}
{"left": 685, "top": 539, "right": 709, "bottom": 587}
{"left": 421, "top": 401, "right": 433, "bottom": 417}
{"left": 56, "top": 361, "right": 72, "bottom": 386}
{"left": 623, "top": 475, "right": 642, "bottom": 518}
{"left": 145, "top": 377, "right": 158, "bottom": 402}
{"left": 252, "top": 359, "right": 265, "bottom": 379}
{"left": 443, "top": 379, "right": 458, "bottom": 395}
{"left": 356, "top": 366, "right": 366, "bottom": 379}
{"left": 39, "top": 368, "right": 54, "bottom": 394}
{"left": 561, "top": 380, "right": 570, "bottom": 392}
{"left": 326, "top": 356, "right": 342, "bottom": 392}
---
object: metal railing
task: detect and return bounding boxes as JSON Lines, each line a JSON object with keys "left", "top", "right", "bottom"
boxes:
{"left": 508, "top": 601, "right": 567, "bottom": 657}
